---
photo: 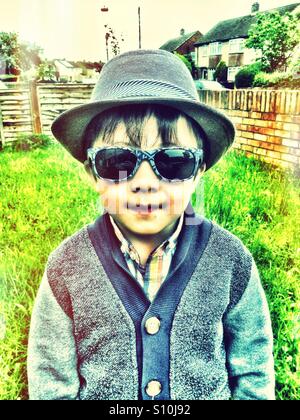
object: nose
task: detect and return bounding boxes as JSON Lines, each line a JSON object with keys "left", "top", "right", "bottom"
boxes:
{"left": 130, "top": 160, "right": 160, "bottom": 193}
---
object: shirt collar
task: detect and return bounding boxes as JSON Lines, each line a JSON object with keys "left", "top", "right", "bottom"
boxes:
{"left": 109, "top": 212, "right": 184, "bottom": 258}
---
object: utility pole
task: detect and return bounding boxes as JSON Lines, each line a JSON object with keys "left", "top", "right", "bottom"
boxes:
{"left": 105, "top": 30, "right": 109, "bottom": 62}
{"left": 138, "top": 6, "right": 142, "bottom": 49}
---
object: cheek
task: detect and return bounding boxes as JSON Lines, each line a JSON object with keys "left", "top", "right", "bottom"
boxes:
{"left": 96, "top": 179, "right": 198, "bottom": 215}
{"left": 95, "top": 180, "right": 108, "bottom": 195}
{"left": 96, "top": 181, "right": 127, "bottom": 212}
{"left": 166, "top": 181, "right": 196, "bottom": 213}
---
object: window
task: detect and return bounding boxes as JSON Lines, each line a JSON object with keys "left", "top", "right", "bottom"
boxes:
{"left": 228, "top": 66, "right": 242, "bottom": 82}
{"left": 201, "top": 69, "right": 208, "bottom": 79}
{"left": 229, "top": 38, "right": 245, "bottom": 54}
{"left": 209, "top": 42, "right": 222, "bottom": 55}
{"left": 202, "top": 46, "right": 208, "bottom": 57}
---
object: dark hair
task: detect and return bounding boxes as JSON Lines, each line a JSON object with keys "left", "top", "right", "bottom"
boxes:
{"left": 83, "top": 104, "right": 208, "bottom": 163}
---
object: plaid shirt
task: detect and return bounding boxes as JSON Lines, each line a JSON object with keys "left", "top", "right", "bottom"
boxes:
{"left": 109, "top": 214, "right": 184, "bottom": 302}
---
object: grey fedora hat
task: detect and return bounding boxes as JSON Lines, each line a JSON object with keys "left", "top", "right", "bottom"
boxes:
{"left": 51, "top": 49, "right": 235, "bottom": 171}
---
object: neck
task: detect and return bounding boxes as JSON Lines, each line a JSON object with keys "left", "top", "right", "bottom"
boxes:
{"left": 116, "top": 218, "right": 180, "bottom": 266}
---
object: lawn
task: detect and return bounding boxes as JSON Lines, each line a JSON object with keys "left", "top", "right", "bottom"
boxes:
{"left": 0, "top": 142, "right": 299, "bottom": 400}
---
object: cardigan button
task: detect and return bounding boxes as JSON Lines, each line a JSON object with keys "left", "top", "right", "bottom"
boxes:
{"left": 146, "top": 380, "right": 162, "bottom": 397}
{"left": 145, "top": 317, "right": 161, "bottom": 335}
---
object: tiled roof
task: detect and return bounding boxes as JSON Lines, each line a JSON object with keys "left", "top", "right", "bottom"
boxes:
{"left": 54, "top": 59, "right": 75, "bottom": 69}
{"left": 195, "top": 3, "right": 300, "bottom": 45}
{"left": 160, "top": 31, "right": 202, "bottom": 52}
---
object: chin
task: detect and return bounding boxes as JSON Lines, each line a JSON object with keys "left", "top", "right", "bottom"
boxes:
{"left": 126, "top": 219, "right": 163, "bottom": 233}
{"left": 129, "top": 215, "right": 179, "bottom": 234}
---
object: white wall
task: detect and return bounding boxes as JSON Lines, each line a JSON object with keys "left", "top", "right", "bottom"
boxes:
{"left": 196, "top": 45, "right": 209, "bottom": 68}
{"left": 196, "top": 39, "right": 262, "bottom": 79}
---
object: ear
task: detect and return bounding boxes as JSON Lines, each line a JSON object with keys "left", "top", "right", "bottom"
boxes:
{"left": 84, "top": 160, "right": 97, "bottom": 185}
{"left": 193, "top": 162, "right": 206, "bottom": 184}
{"left": 84, "top": 160, "right": 106, "bottom": 195}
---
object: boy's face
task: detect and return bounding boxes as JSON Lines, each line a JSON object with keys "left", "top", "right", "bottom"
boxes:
{"left": 89, "top": 116, "right": 205, "bottom": 241}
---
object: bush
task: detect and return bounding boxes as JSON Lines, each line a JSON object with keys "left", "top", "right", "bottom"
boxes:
{"left": 185, "top": 52, "right": 198, "bottom": 78}
{"left": 214, "top": 61, "right": 228, "bottom": 83}
{"left": 235, "top": 62, "right": 263, "bottom": 88}
{"left": 8, "top": 133, "right": 53, "bottom": 152}
{"left": 36, "top": 61, "right": 56, "bottom": 82}
{"left": 254, "top": 71, "right": 300, "bottom": 89}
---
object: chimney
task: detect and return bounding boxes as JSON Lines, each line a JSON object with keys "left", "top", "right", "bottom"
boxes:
{"left": 251, "top": 2, "right": 260, "bottom": 13}
{"left": 180, "top": 28, "right": 185, "bottom": 36}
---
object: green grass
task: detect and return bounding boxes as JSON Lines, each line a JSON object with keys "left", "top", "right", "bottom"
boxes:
{"left": 0, "top": 143, "right": 299, "bottom": 400}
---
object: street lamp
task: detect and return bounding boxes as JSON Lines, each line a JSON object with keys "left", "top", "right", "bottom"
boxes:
{"left": 101, "top": 6, "right": 109, "bottom": 61}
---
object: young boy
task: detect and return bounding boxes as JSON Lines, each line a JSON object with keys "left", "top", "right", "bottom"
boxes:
{"left": 27, "top": 49, "right": 275, "bottom": 400}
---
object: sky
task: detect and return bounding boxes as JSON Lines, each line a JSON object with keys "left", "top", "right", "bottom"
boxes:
{"left": 0, "top": 0, "right": 298, "bottom": 62}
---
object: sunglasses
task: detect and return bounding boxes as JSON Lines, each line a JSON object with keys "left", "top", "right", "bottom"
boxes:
{"left": 87, "top": 146, "right": 204, "bottom": 183}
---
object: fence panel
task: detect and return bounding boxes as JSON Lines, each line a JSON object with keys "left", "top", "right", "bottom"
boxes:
{"left": 0, "top": 87, "right": 32, "bottom": 146}
{"left": 0, "top": 83, "right": 299, "bottom": 170}
{"left": 38, "top": 84, "right": 94, "bottom": 135}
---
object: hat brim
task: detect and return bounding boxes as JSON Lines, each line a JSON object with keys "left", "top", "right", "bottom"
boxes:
{"left": 51, "top": 97, "right": 235, "bottom": 171}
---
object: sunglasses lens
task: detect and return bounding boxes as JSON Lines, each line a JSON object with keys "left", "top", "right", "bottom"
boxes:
{"left": 95, "top": 148, "right": 137, "bottom": 180}
{"left": 155, "top": 149, "right": 196, "bottom": 180}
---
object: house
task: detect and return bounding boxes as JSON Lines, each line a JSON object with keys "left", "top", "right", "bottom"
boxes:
{"left": 70, "top": 61, "right": 104, "bottom": 83}
{"left": 194, "top": 2, "right": 300, "bottom": 83}
{"left": 54, "top": 59, "right": 83, "bottom": 82}
{"left": 160, "top": 29, "right": 202, "bottom": 62}
{"left": 53, "top": 60, "right": 104, "bottom": 83}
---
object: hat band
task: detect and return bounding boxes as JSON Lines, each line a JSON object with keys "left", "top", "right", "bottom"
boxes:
{"left": 96, "top": 79, "right": 197, "bottom": 101}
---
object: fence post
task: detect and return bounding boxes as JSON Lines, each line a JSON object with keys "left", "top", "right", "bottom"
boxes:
{"left": 29, "top": 81, "right": 42, "bottom": 134}
{"left": 0, "top": 103, "right": 4, "bottom": 148}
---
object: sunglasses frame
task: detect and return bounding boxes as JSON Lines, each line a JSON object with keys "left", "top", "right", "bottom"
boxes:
{"left": 87, "top": 146, "right": 204, "bottom": 183}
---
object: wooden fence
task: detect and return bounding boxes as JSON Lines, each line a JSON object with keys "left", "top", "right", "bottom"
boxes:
{"left": 0, "top": 85, "right": 32, "bottom": 143}
{"left": 0, "top": 83, "right": 299, "bottom": 170}
{"left": 38, "top": 84, "right": 94, "bottom": 135}
{"left": 0, "top": 82, "right": 94, "bottom": 146}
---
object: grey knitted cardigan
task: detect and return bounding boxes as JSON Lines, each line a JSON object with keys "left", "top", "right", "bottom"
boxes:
{"left": 27, "top": 210, "right": 275, "bottom": 400}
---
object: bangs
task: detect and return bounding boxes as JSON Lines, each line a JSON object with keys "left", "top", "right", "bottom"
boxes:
{"left": 83, "top": 104, "right": 207, "bottom": 158}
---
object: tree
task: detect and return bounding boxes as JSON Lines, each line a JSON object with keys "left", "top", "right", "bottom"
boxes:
{"left": 104, "top": 25, "right": 124, "bottom": 57}
{"left": 20, "top": 41, "right": 43, "bottom": 70}
{"left": 288, "top": 43, "right": 300, "bottom": 76}
{"left": 0, "top": 32, "right": 21, "bottom": 74}
{"left": 0, "top": 32, "right": 43, "bottom": 75}
{"left": 174, "top": 52, "right": 192, "bottom": 73}
{"left": 246, "top": 10, "right": 300, "bottom": 72}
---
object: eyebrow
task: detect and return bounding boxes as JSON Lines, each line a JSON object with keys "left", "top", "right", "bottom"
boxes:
{"left": 112, "top": 141, "right": 179, "bottom": 148}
